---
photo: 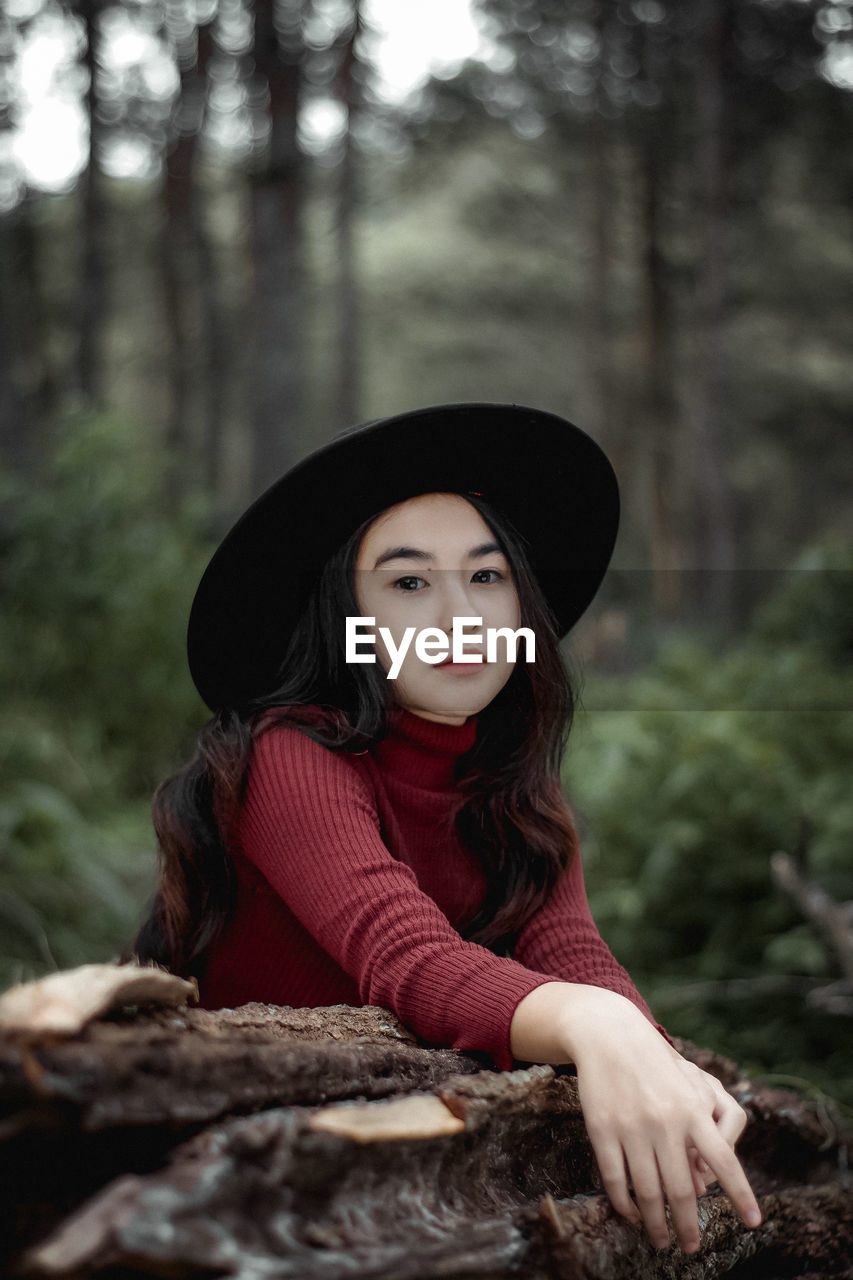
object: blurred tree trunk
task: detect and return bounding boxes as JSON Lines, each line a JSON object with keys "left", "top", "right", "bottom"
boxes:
{"left": 250, "top": 0, "right": 306, "bottom": 494}
{"left": 585, "top": 109, "right": 613, "bottom": 447}
{"left": 0, "top": 8, "right": 56, "bottom": 469}
{"left": 582, "top": 6, "right": 616, "bottom": 451}
{"left": 161, "top": 15, "right": 225, "bottom": 500}
{"left": 637, "top": 133, "right": 683, "bottom": 613}
{"left": 0, "top": 205, "right": 57, "bottom": 471}
{"left": 335, "top": 1, "right": 362, "bottom": 427}
{"left": 195, "top": 24, "right": 226, "bottom": 495}
{"left": 0, "top": 11, "right": 22, "bottom": 465}
{"left": 0, "top": 215, "right": 23, "bottom": 465}
{"left": 161, "top": 119, "right": 194, "bottom": 498}
{"left": 78, "top": 0, "right": 107, "bottom": 411}
{"left": 692, "top": 0, "right": 736, "bottom": 622}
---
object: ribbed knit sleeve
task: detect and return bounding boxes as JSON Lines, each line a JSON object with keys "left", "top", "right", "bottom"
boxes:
{"left": 513, "top": 851, "right": 673, "bottom": 1043}
{"left": 237, "top": 724, "right": 556, "bottom": 1070}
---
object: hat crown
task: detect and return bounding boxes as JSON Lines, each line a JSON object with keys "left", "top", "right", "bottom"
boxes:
{"left": 188, "top": 403, "right": 619, "bottom": 710}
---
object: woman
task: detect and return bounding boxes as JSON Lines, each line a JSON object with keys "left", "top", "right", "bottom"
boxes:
{"left": 128, "top": 402, "right": 762, "bottom": 1255}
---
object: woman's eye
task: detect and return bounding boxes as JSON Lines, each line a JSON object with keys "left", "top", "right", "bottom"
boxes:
{"left": 472, "top": 569, "right": 503, "bottom": 584}
{"left": 394, "top": 575, "right": 426, "bottom": 592}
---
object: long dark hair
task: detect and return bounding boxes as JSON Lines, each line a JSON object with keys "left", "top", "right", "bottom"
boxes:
{"left": 126, "top": 492, "right": 579, "bottom": 974}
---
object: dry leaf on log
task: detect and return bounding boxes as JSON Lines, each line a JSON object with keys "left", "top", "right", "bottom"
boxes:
{"left": 0, "top": 963, "right": 197, "bottom": 1037}
{"left": 309, "top": 1094, "right": 466, "bottom": 1142}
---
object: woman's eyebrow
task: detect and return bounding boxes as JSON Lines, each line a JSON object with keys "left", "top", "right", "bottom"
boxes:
{"left": 372, "top": 541, "right": 504, "bottom": 569}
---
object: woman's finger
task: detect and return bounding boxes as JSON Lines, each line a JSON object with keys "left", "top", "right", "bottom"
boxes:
{"left": 622, "top": 1142, "right": 672, "bottom": 1250}
{"left": 589, "top": 1135, "right": 642, "bottom": 1225}
{"left": 681, "top": 1062, "right": 748, "bottom": 1158}
{"left": 693, "top": 1122, "right": 763, "bottom": 1230}
{"left": 656, "top": 1138, "right": 704, "bottom": 1253}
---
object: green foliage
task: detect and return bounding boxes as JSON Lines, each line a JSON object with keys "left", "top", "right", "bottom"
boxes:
{"left": 0, "top": 413, "right": 212, "bottom": 988}
{"left": 752, "top": 540, "right": 853, "bottom": 664}
{"left": 566, "top": 559, "right": 853, "bottom": 1099}
{"left": 0, "top": 411, "right": 211, "bottom": 792}
{"left": 0, "top": 707, "right": 154, "bottom": 987}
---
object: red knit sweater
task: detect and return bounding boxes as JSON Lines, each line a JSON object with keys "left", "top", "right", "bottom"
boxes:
{"left": 198, "top": 705, "right": 666, "bottom": 1071}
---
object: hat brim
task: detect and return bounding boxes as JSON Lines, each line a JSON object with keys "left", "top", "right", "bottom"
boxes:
{"left": 188, "top": 403, "right": 619, "bottom": 710}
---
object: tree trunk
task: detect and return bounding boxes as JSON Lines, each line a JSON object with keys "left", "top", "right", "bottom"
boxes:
{"left": 78, "top": 0, "right": 107, "bottom": 411}
{"left": 585, "top": 111, "right": 614, "bottom": 438}
{"left": 1, "top": 965, "right": 851, "bottom": 1278}
{"left": 160, "top": 16, "right": 226, "bottom": 503}
{"left": 637, "top": 133, "right": 683, "bottom": 615}
{"left": 584, "top": 12, "right": 616, "bottom": 452}
{"left": 0, "top": 203, "right": 57, "bottom": 472}
{"left": 335, "top": 2, "right": 363, "bottom": 427}
{"left": 195, "top": 22, "right": 227, "bottom": 496}
{"left": 161, "top": 123, "right": 195, "bottom": 499}
{"left": 0, "top": 10, "right": 24, "bottom": 464}
{"left": 0, "top": 212, "right": 24, "bottom": 466}
{"left": 691, "top": 0, "right": 737, "bottom": 625}
{"left": 250, "top": 0, "right": 306, "bottom": 495}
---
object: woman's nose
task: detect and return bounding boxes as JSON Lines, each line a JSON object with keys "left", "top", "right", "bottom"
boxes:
{"left": 437, "top": 572, "right": 478, "bottom": 633}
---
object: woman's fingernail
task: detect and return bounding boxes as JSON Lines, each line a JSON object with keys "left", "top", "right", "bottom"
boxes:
{"left": 746, "top": 1209, "right": 762, "bottom": 1227}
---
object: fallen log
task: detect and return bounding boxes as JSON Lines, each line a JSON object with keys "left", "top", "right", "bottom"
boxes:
{"left": 0, "top": 1003, "right": 478, "bottom": 1134}
{"left": 0, "top": 964, "right": 850, "bottom": 1279}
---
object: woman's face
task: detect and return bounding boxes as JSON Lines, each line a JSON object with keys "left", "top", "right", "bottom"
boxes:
{"left": 353, "top": 492, "right": 523, "bottom": 725}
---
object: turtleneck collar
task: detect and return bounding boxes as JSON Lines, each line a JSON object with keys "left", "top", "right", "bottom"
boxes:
{"left": 372, "top": 706, "right": 478, "bottom": 791}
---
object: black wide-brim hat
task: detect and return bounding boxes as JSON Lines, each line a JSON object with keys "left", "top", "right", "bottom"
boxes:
{"left": 188, "top": 402, "right": 619, "bottom": 710}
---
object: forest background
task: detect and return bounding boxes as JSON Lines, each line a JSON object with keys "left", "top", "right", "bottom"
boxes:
{"left": 1, "top": 0, "right": 852, "bottom": 1113}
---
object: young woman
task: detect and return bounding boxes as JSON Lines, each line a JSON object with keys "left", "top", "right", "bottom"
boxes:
{"left": 128, "top": 402, "right": 761, "bottom": 1255}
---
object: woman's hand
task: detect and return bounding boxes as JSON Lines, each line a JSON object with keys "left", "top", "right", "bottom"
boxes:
{"left": 509, "top": 983, "right": 762, "bottom": 1253}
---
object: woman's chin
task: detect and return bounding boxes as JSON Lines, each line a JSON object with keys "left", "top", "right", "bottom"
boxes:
{"left": 391, "top": 683, "right": 507, "bottom": 722}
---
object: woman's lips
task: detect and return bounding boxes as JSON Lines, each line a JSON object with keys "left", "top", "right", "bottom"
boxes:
{"left": 437, "top": 652, "right": 486, "bottom": 670}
